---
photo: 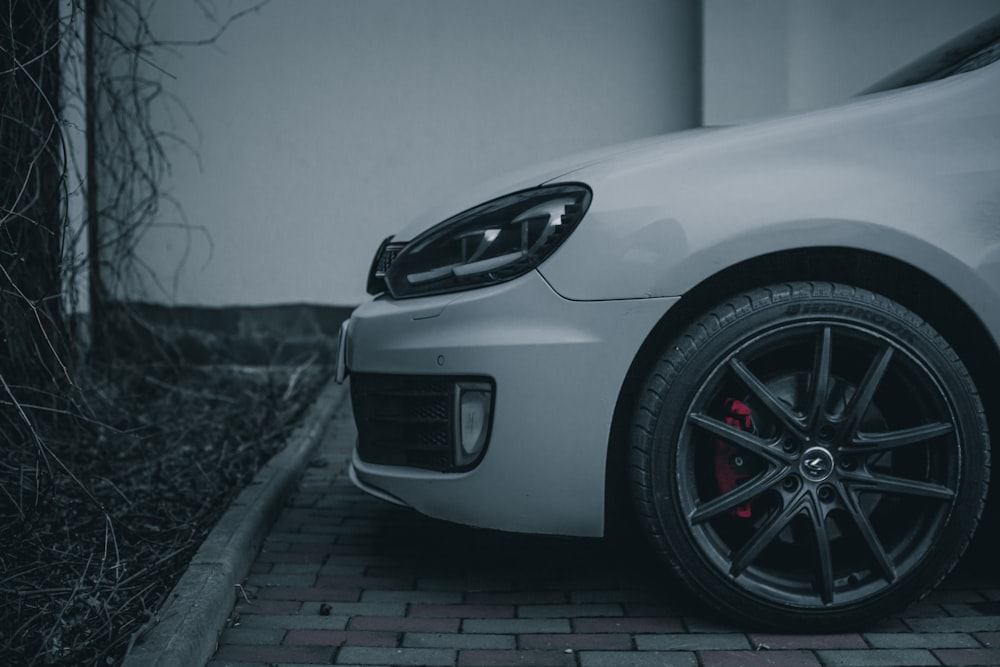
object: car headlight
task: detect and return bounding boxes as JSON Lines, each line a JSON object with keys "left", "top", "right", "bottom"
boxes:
{"left": 373, "top": 183, "right": 591, "bottom": 299}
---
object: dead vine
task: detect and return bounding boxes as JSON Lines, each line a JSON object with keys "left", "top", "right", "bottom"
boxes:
{"left": 0, "top": 1, "right": 294, "bottom": 665}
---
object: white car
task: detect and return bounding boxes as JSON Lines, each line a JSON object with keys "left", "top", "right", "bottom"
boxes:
{"left": 338, "top": 16, "right": 1000, "bottom": 630}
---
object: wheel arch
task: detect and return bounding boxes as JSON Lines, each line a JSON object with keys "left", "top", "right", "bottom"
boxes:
{"left": 604, "top": 245, "right": 1000, "bottom": 535}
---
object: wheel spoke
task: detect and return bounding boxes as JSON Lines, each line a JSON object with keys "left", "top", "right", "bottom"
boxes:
{"left": 840, "top": 345, "right": 893, "bottom": 435}
{"left": 807, "top": 326, "right": 833, "bottom": 424}
{"left": 689, "top": 468, "right": 787, "bottom": 523}
{"left": 841, "top": 488, "right": 897, "bottom": 582}
{"left": 802, "top": 500, "right": 835, "bottom": 604}
{"left": 728, "top": 358, "right": 805, "bottom": 435}
{"left": 851, "top": 422, "right": 954, "bottom": 453}
{"left": 730, "top": 493, "right": 805, "bottom": 576}
{"left": 842, "top": 470, "right": 955, "bottom": 500}
{"left": 688, "top": 412, "right": 794, "bottom": 466}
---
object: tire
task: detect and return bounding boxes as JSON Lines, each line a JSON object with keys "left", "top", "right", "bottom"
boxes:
{"left": 630, "top": 282, "right": 990, "bottom": 631}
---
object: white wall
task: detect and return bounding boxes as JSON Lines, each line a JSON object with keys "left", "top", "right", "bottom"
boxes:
{"left": 704, "top": 0, "right": 1000, "bottom": 125}
{"left": 134, "top": 0, "right": 700, "bottom": 307}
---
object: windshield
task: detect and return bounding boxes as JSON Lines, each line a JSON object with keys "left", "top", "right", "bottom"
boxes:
{"left": 864, "top": 12, "right": 1000, "bottom": 93}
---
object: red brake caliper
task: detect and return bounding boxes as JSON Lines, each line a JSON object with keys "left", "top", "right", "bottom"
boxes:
{"left": 713, "top": 397, "right": 754, "bottom": 518}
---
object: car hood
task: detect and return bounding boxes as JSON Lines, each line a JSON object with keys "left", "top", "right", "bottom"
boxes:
{"left": 391, "top": 72, "right": 954, "bottom": 244}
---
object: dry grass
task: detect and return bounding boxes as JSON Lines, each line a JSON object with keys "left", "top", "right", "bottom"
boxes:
{"left": 0, "top": 360, "right": 329, "bottom": 666}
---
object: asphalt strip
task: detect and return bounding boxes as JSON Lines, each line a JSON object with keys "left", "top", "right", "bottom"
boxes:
{"left": 121, "top": 375, "right": 349, "bottom": 667}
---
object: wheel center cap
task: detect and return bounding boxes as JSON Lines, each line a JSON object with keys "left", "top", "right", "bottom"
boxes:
{"left": 800, "top": 446, "right": 835, "bottom": 482}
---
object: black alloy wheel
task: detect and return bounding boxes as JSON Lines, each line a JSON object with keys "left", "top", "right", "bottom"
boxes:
{"left": 630, "top": 282, "right": 989, "bottom": 631}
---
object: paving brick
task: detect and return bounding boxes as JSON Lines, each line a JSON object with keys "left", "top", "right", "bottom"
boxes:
{"left": 364, "top": 566, "right": 431, "bottom": 579}
{"left": 625, "top": 602, "right": 691, "bottom": 617}
{"left": 361, "top": 590, "right": 464, "bottom": 604}
{"left": 870, "top": 617, "right": 912, "bottom": 633}
{"left": 815, "top": 648, "right": 940, "bottom": 666}
{"left": 336, "top": 646, "right": 456, "bottom": 665}
{"left": 465, "top": 591, "right": 567, "bottom": 605}
{"left": 287, "top": 541, "right": 339, "bottom": 555}
{"left": 573, "top": 616, "right": 684, "bottom": 633}
{"left": 311, "top": 523, "right": 375, "bottom": 536}
{"left": 865, "top": 632, "right": 979, "bottom": 649}
{"left": 325, "top": 554, "right": 413, "bottom": 566}
{"left": 411, "top": 604, "right": 515, "bottom": 619}
{"left": 749, "top": 633, "right": 868, "bottom": 649}
{"left": 636, "top": 633, "right": 751, "bottom": 650}
{"left": 213, "top": 644, "right": 335, "bottom": 663}
{"left": 933, "top": 648, "right": 1000, "bottom": 665}
{"left": 698, "top": 650, "right": 821, "bottom": 667}
{"left": 219, "top": 627, "right": 285, "bottom": 645}
{"left": 979, "top": 589, "right": 1000, "bottom": 602}
{"left": 246, "top": 573, "right": 319, "bottom": 587}
{"left": 404, "top": 633, "right": 516, "bottom": 650}
{"left": 318, "top": 562, "right": 369, "bottom": 575}
{"left": 941, "top": 604, "right": 992, "bottom": 617}
{"left": 335, "top": 534, "right": 379, "bottom": 545}
{"left": 907, "top": 617, "right": 1000, "bottom": 633}
{"left": 284, "top": 629, "right": 398, "bottom": 648}
{"left": 972, "top": 631, "right": 1000, "bottom": 647}
{"left": 458, "top": 649, "right": 575, "bottom": 666}
{"left": 578, "top": 650, "right": 697, "bottom": 667}
{"left": 681, "top": 616, "right": 741, "bottom": 633}
{"left": 317, "top": 574, "right": 416, "bottom": 590}
{"left": 267, "top": 531, "right": 334, "bottom": 544}
{"left": 348, "top": 616, "right": 460, "bottom": 633}
{"left": 416, "top": 578, "right": 483, "bottom": 592}
{"left": 517, "top": 603, "right": 623, "bottom": 618}
{"left": 903, "top": 600, "right": 948, "bottom": 618}
{"left": 235, "top": 614, "right": 349, "bottom": 630}
{"left": 249, "top": 561, "right": 272, "bottom": 574}
{"left": 926, "top": 589, "right": 988, "bottom": 604}
{"left": 570, "top": 589, "right": 665, "bottom": 604}
{"left": 298, "top": 601, "right": 406, "bottom": 616}
{"left": 235, "top": 599, "right": 302, "bottom": 615}
{"left": 518, "top": 633, "right": 632, "bottom": 651}
{"left": 462, "top": 618, "right": 571, "bottom": 634}
{"left": 464, "top": 574, "right": 521, "bottom": 590}
{"left": 536, "top": 580, "right": 626, "bottom": 594}
{"left": 251, "top": 550, "right": 328, "bottom": 565}
{"left": 257, "top": 585, "right": 360, "bottom": 602}
{"left": 965, "top": 601, "right": 1000, "bottom": 615}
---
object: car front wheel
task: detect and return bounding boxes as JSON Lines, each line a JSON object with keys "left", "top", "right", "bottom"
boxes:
{"left": 630, "top": 282, "right": 989, "bottom": 631}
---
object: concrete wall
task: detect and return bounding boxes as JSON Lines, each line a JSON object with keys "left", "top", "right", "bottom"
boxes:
{"left": 134, "top": 0, "right": 701, "bottom": 307}
{"left": 127, "top": 0, "right": 1000, "bottom": 310}
{"left": 704, "top": 0, "right": 1000, "bottom": 124}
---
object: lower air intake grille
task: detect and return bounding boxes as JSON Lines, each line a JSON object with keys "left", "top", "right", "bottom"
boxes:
{"left": 351, "top": 373, "right": 491, "bottom": 471}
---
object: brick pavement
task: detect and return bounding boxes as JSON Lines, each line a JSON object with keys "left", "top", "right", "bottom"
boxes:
{"left": 208, "top": 392, "right": 1000, "bottom": 667}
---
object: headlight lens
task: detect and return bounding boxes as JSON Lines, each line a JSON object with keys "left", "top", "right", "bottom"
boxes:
{"left": 383, "top": 183, "right": 591, "bottom": 298}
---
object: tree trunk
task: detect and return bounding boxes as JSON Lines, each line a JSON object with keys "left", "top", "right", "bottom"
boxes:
{"left": 0, "top": 0, "right": 66, "bottom": 387}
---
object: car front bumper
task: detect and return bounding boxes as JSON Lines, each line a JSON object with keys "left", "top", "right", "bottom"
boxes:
{"left": 342, "top": 270, "right": 678, "bottom": 537}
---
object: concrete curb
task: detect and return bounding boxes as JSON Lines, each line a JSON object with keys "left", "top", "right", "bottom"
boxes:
{"left": 122, "top": 376, "right": 348, "bottom": 667}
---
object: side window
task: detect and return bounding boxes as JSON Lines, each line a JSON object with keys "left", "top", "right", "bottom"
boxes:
{"left": 927, "top": 39, "right": 1000, "bottom": 82}
{"left": 949, "top": 39, "right": 1000, "bottom": 75}
{"left": 865, "top": 21, "right": 1000, "bottom": 94}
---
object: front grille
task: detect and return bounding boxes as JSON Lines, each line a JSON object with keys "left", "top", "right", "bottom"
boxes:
{"left": 351, "top": 373, "right": 492, "bottom": 471}
{"left": 366, "top": 237, "right": 407, "bottom": 295}
{"left": 376, "top": 244, "right": 404, "bottom": 274}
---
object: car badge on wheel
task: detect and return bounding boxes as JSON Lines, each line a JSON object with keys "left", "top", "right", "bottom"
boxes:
{"left": 800, "top": 447, "right": 834, "bottom": 482}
